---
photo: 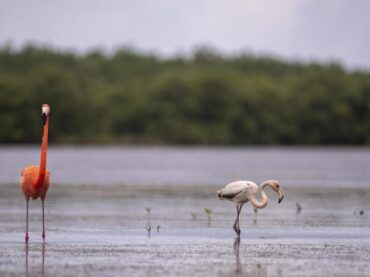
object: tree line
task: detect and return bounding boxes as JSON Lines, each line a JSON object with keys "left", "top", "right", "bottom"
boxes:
{"left": 1, "top": 45, "right": 369, "bottom": 145}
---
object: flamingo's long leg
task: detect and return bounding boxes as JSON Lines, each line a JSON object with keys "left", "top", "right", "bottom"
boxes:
{"left": 236, "top": 203, "right": 243, "bottom": 236}
{"left": 233, "top": 205, "right": 239, "bottom": 234}
{"left": 42, "top": 200, "right": 45, "bottom": 240}
{"left": 234, "top": 204, "right": 242, "bottom": 237}
{"left": 25, "top": 199, "right": 29, "bottom": 243}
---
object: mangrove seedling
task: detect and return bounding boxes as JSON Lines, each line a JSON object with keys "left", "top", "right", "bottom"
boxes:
{"left": 253, "top": 207, "right": 258, "bottom": 225}
{"left": 145, "top": 207, "right": 151, "bottom": 216}
{"left": 204, "top": 208, "right": 213, "bottom": 226}
{"left": 146, "top": 225, "right": 151, "bottom": 236}
{"left": 296, "top": 203, "right": 302, "bottom": 215}
{"left": 191, "top": 212, "right": 198, "bottom": 221}
{"left": 157, "top": 225, "right": 160, "bottom": 232}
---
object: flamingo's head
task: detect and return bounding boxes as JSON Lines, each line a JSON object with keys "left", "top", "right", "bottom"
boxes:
{"left": 266, "top": 180, "right": 285, "bottom": 204}
{"left": 41, "top": 104, "right": 51, "bottom": 125}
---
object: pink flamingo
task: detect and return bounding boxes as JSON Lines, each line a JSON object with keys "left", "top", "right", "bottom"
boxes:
{"left": 20, "top": 104, "right": 51, "bottom": 243}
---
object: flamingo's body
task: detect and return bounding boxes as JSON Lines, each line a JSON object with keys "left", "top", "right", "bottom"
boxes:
{"left": 20, "top": 166, "right": 50, "bottom": 200}
{"left": 20, "top": 104, "right": 51, "bottom": 242}
{"left": 218, "top": 180, "right": 284, "bottom": 237}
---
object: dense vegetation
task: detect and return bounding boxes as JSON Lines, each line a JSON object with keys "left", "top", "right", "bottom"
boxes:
{"left": 1, "top": 45, "right": 369, "bottom": 145}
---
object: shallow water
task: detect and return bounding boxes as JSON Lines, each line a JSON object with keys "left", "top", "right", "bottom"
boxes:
{"left": 1, "top": 185, "right": 370, "bottom": 276}
{"left": 1, "top": 146, "right": 370, "bottom": 187}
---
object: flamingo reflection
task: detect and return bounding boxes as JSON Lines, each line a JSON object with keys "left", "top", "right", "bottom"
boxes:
{"left": 25, "top": 243, "right": 46, "bottom": 276}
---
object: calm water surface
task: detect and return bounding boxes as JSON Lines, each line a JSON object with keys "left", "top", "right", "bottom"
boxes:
{"left": 0, "top": 146, "right": 369, "bottom": 187}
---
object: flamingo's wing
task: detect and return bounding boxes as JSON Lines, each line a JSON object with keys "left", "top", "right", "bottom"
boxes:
{"left": 218, "top": 181, "right": 247, "bottom": 199}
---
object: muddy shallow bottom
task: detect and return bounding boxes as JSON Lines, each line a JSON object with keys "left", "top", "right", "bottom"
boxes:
{"left": 1, "top": 184, "right": 370, "bottom": 276}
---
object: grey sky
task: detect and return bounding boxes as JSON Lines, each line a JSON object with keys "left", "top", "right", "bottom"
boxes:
{"left": 0, "top": 0, "right": 369, "bottom": 69}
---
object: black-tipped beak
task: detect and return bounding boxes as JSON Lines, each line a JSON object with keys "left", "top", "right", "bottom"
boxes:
{"left": 42, "top": 113, "right": 47, "bottom": 125}
{"left": 278, "top": 195, "right": 284, "bottom": 204}
{"left": 277, "top": 188, "right": 284, "bottom": 204}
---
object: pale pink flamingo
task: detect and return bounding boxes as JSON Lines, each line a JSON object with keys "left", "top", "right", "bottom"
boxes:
{"left": 218, "top": 180, "right": 284, "bottom": 237}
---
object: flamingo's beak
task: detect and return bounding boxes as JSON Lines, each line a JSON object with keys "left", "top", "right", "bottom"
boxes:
{"left": 278, "top": 188, "right": 284, "bottom": 204}
{"left": 42, "top": 113, "right": 47, "bottom": 125}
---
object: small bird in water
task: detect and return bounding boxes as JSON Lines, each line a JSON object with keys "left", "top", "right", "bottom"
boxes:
{"left": 20, "top": 104, "right": 51, "bottom": 243}
{"left": 218, "top": 180, "right": 284, "bottom": 237}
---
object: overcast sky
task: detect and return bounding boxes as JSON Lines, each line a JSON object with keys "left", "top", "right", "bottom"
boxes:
{"left": 0, "top": 0, "right": 369, "bottom": 69}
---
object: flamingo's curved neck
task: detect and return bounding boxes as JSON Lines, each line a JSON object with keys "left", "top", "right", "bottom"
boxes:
{"left": 35, "top": 117, "right": 49, "bottom": 190}
{"left": 249, "top": 182, "right": 270, "bottom": 209}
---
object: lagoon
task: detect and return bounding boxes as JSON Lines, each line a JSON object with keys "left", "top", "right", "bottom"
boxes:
{"left": 0, "top": 146, "right": 369, "bottom": 188}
